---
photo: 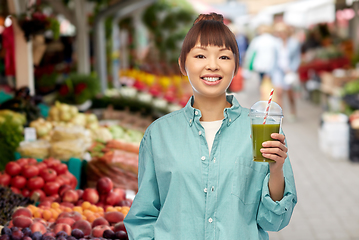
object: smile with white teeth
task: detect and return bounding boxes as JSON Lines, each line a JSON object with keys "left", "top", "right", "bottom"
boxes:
{"left": 202, "top": 77, "right": 221, "bottom": 82}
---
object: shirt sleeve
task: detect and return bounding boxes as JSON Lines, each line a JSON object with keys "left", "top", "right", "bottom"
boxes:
{"left": 256, "top": 141, "right": 298, "bottom": 231}
{"left": 124, "top": 132, "right": 161, "bottom": 240}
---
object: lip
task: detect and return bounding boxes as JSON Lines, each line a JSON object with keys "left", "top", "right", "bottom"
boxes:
{"left": 200, "top": 74, "right": 223, "bottom": 86}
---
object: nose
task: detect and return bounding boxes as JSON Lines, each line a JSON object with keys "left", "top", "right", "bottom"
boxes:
{"left": 206, "top": 57, "right": 219, "bottom": 71}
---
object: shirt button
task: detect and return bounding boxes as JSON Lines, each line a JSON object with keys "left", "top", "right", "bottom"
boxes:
{"left": 213, "top": 157, "right": 216, "bottom": 163}
{"left": 201, "top": 156, "right": 205, "bottom": 161}
{"left": 199, "top": 131, "right": 202, "bottom": 135}
{"left": 218, "top": 131, "right": 221, "bottom": 134}
{"left": 211, "top": 186, "right": 214, "bottom": 191}
{"left": 204, "top": 188, "right": 207, "bottom": 193}
{"left": 195, "top": 111, "right": 198, "bottom": 115}
{"left": 208, "top": 218, "right": 213, "bottom": 223}
{"left": 189, "top": 119, "right": 192, "bottom": 123}
{"left": 229, "top": 118, "right": 232, "bottom": 122}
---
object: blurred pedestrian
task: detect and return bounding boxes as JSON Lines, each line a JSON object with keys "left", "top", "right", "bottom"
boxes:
{"left": 272, "top": 22, "right": 301, "bottom": 120}
{"left": 244, "top": 25, "right": 277, "bottom": 83}
{"left": 124, "top": 13, "right": 297, "bottom": 240}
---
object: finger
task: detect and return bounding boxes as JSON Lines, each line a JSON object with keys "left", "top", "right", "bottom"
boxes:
{"left": 270, "top": 133, "right": 285, "bottom": 144}
{"left": 262, "top": 141, "right": 288, "bottom": 153}
{"left": 261, "top": 147, "right": 287, "bottom": 159}
{"left": 262, "top": 152, "right": 286, "bottom": 163}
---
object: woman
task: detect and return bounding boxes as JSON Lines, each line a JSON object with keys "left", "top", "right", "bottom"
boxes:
{"left": 272, "top": 23, "right": 302, "bottom": 120}
{"left": 124, "top": 13, "right": 297, "bottom": 240}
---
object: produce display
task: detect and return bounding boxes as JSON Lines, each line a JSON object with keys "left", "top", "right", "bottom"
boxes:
{"left": 0, "top": 186, "right": 34, "bottom": 225}
{"left": 0, "top": 177, "right": 131, "bottom": 240}
{"left": 0, "top": 158, "right": 77, "bottom": 200}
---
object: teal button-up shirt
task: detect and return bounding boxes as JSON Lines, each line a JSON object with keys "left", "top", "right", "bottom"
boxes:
{"left": 124, "top": 95, "right": 297, "bottom": 240}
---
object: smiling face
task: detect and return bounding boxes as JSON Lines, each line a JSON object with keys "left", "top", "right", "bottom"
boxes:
{"left": 181, "top": 42, "right": 235, "bottom": 99}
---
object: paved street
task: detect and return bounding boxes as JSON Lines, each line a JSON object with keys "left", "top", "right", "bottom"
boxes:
{"left": 234, "top": 75, "right": 359, "bottom": 240}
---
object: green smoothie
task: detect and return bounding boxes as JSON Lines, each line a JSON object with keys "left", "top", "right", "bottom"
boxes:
{"left": 251, "top": 123, "right": 280, "bottom": 162}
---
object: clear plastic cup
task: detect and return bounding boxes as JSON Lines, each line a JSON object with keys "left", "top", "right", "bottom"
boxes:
{"left": 249, "top": 101, "right": 283, "bottom": 162}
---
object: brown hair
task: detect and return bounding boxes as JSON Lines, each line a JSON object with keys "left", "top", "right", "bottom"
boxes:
{"left": 179, "top": 13, "right": 239, "bottom": 75}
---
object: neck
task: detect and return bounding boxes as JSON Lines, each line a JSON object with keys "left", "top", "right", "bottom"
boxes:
{"left": 192, "top": 94, "right": 231, "bottom": 121}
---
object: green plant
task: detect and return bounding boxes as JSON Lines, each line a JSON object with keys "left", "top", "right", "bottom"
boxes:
{"left": 57, "top": 73, "right": 101, "bottom": 105}
{"left": 0, "top": 115, "right": 24, "bottom": 171}
{"left": 142, "top": 0, "right": 196, "bottom": 64}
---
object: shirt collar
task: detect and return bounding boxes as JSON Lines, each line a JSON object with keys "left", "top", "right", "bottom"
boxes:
{"left": 184, "top": 94, "right": 242, "bottom": 127}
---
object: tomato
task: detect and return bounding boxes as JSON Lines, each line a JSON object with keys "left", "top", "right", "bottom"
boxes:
{"left": 43, "top": 182, "right": 60, "bottom": 196}
{"left": 52, "top": 163, "right": 68, "bottom": 175}
{"left": 16, "top": 158, "right": 29, "bottom": 167}
{"left": 58, "top": 174, "right": 71, "bottom": 186}
{"left": 30, "top": 189, "right": 46, "bottom": 201}
{"left": 27, "top": 176, "right": 45, "bottom": 190}
{"left": 10, "top": 187, "right": 21, "bottom": 194}
{"left": 43, "top": 158, "right": 61, "bottom": 168}
{"left": 40, "top": 168, "right": 57, "bottom": 182}
{"left": 36, "top": 162, "right": 47, "bottom": 172}
{"left": 5, "top": 162, "right": 22, "bottom": 176}
{"left": 0, "top": 173, "right": 11, "bottom": 186}
{"left": 21, "top": 165, "right": 40, "bottom": 179}
{"left": 21, "top": 188, "right": 31, "bottom": 197}
{"left": 10, "top": 176, "right": 27, "bottom": 189}
{"left": 65, "top": 171, "right": 78, "bottom": 189}
{"left": 27, "top": 158, "right": 38, "bottom": 165}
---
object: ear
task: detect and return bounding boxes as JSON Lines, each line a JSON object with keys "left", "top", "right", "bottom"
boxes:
{"left": 178, "top": 58, "right": 187, "bottom": 76}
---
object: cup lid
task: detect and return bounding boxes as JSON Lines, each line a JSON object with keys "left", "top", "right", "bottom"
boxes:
{"left": 249, "top": 101, "right": 283, "bottom": 117}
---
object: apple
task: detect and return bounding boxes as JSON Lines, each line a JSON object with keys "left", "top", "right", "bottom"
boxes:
{"left": 113, "top": 188, "right": 126, "bottom": 202}
{"left": 12, "top": 207, "right": 32, "bottom": 218}
{"left": 62, "top": 189, "right": 79, "bottom": 203}
{"left": 21, "top": 165, "right": 39, "bottom": 179}
{"left": 82, "top": 188, "right": 99, "bottom": 204}
{"left": 5, "top": 162, "right": 22, "bottom": 176}
{"left": 105, "top": 191, "right": 121, "bottom": 206}
{"left": 76, "top": 189, "right": 84, "bottom": 199}
{"left": 96, "top": 177, "right": 113, "bottom": 195}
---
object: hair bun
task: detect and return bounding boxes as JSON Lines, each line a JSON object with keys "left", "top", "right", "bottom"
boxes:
{"left": 193, "top": 13, "right": 224, "bottom": 25}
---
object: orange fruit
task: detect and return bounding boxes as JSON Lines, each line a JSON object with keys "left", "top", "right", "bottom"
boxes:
{"left": 82, "top": 201, "right": 91, "bottom": 210}
{"left": 43, "top": 209, "right": 52, "bottom": 221}
{"left": 64, "top": 207, "right": 72, "bottom": 212}
{"left": 115, "top": 207, "right": 122, "bottom": 212}
{"left": 105, "top": 206, "right": 115, "bottom": 212}
{"left": 87, "top": 214, "right": 96, "bottom": 223}
{"left": 50, "top": 209, "right": 59, "bottom": 220}
{"left": 97, "top": 207, "right": 104, "bottom": 213}
{"left": 73, "top": 206, "right": 83, "bottom": 214}
{"left": 83, "top": 209, "right": 93, "bottom": 217}
{"left": 81, "top": 215, "right": 87, "bottom": 220}
{"left": 89, "top": 205, "right": 98, "bottom": 213}
{"left": 51, "top": 202, "right": 60, "bottom": 209}
{"left": 33, "top": 210, "right": 42, "bottom": 218}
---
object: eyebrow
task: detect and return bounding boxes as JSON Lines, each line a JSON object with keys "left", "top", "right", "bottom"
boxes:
{"left": 193, "top": 45, "right": 230, "bottom": 51}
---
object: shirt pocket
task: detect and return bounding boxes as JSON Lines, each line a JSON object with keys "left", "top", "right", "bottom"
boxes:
{"left": 231, "top": 158, "right": 265, "bottom": 205}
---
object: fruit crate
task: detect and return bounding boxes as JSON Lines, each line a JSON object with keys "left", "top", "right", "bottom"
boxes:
{"left": 14, "top": 152, "right": 86, "bottom": 189}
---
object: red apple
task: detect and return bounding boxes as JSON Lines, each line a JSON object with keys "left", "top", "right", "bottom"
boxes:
{"left": 96, "top": 177, "right": 113, "bottom": 195}
{"left": 113, "top": 188, "right": 126, "bottom": 202}
{"left": 82, "top": 188, "right": 99, "bottom": 204}
{"left": 105, "top": 191, "right": 121, "bottom": 206}
{"left": 62, "top": 189, "right": 79, "bottom": 203}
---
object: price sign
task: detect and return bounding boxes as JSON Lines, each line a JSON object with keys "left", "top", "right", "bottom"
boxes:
{"left": 24, "top": 127, "right": 37, "bottom": 142}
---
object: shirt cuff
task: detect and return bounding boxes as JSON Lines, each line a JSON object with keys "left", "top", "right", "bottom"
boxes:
{"left": 261, "top": 173, "right": 296, "bottom": 215}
